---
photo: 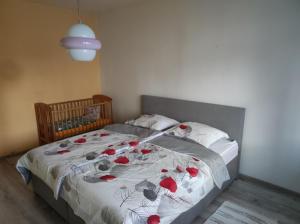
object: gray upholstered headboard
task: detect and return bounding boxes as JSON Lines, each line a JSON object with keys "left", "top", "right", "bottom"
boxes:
{"left": 141, "top": 95, "right": 246, "bottom": 150}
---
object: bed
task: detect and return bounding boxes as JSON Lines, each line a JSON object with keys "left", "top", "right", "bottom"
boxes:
{"left": 19, "top": 95, "right": 245, "bottom": 224}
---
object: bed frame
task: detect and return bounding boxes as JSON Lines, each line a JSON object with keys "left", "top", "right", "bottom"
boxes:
{"left": 35, "top": 95, "right": 112, "bottom": 145}
{"left": 32, "top": 95, "right": 245, "bottom": 224}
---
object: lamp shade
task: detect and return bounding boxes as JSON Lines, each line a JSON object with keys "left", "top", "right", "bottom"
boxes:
{"left": 60, "top": 23, "right": 101, "bottom": 61}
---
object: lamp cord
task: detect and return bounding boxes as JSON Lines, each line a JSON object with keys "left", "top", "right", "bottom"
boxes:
{"left": 76, "top": 0, "right": 81, "bottom": 23}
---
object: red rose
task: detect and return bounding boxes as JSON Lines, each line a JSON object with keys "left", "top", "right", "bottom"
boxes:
{"left": 186, "top": 167, "right": 199, "bottom": 177}
{"left": 114, "top": 156, "right": 129, "bottom": 164}
{"left": 141, "top": 149, "right": 152, "bottom": 154}
{"left": 99, "top": 175, "right": 116, "bottom": 181}
{"left": 179, "top": 124, "right": 188, "bottom": 129}
{"left": 101, "top": 149, "right": 116, "bottom": 155}
{"left": 147, "top": 215, "right": 160, "bottom": 224}
{"left": 74, "top": 138, "right": 86, "bottom": 143}
{"left": 161, "top": 169, "right": 168, "bottom": 173}
{"left": 129, "top": 141, "right": 139, "bottom": 147}
{"left": 100, "top": 133, "right": 110, "bottom": 137}
{"left": 160, "top": 177, "right": 177, "bottom": 193}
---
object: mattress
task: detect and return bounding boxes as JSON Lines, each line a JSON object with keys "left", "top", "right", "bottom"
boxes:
{"left": 209, "top": 138, "right": 238, "bottom": 165}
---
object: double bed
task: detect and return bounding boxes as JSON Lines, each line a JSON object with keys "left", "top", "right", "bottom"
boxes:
{"left": 17, "top": 95, "right": 245, "bottom": 224}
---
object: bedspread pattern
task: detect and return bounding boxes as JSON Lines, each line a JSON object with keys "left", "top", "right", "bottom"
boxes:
{"left": 17, "top": 129, "right": 141, "bottom": 198}
{"left": 150, "top": 135, "right": 230, "bottom": 189}
{"left": 16, "top": 125, "right": 230, "bottom": 224}
{"left": 62, "top": 141, "right": 229, "bottom": 224}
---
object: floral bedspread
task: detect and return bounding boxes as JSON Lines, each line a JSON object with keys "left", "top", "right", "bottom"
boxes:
{"left": 17, "top": 129, "right": 141, "bottom": 198}
{"left": 17, "top": 125, "right": 229, "bottom": 224}
{"left": 61, "top": 142, "right": 218, "bottom": 224}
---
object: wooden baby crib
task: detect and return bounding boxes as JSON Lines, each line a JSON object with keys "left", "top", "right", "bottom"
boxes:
{"left": 35, "top": 95, "right": 113, "bottom": 145}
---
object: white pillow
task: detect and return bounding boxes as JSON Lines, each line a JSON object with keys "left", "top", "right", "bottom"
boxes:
{"left": 167, "top": 122, "right": 229, "bottom": 148}
{"left": 125, "top": 114, "right": 178, "bottom": 131}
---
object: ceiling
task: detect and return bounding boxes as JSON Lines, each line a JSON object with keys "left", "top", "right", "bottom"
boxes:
{"left": 30, "top": 0, "right": 146, "bottom": 12}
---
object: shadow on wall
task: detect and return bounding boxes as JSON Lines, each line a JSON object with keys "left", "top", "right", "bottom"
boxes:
{"left": 0, "top": 59, "right": 20, "bottom": 154}
{"left": 0, "top": 59, "right": 37, "bottom": 155}
{"left": 0, "top": 59, "right": 22, "bottom": 130}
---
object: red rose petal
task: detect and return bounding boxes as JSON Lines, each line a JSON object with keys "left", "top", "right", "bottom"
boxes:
{"left": 114, "top": 156, "right": 129, "bottom": 164}
{"left": 99, "top": 175, "right": 116, "bottom": 181}
{"left": 186, "top": 167, "right": 199, "bottom": 177}
{"left": 101, "top": 149, "right": 116, "bottom": 155}
{"left": 161, "top": 169, "right": 168, "bottom": 173}
{"left": 108, "top": 144, "right": 114, "bottom": 147}
{"left": 160, "top": 177, "right": 177, "bottom": 193}
{"left": 100, "top": 133, "right": 110, "bottom": 137}
{"left": 147, "top": 215, "right": 160, "bottom": 224}
{"left": 141, "top": 149, "right": 152, "bottom": 154}
{"left": 179, "top": 124, "right": 188, "bottom": 129}
{"left": 57, "top": 149, "right": 70, "bottom": 155}
{"left": 176, "top": 165, "right": 183, "bottom": 173}
{"left": 193, "top": 157, "right": 199, "bottom": 162}
{"left": 74, "top": 138, "right": 86, "bottom": 143}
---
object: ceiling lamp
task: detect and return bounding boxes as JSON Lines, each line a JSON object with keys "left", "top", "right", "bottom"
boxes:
{"left": 60, "top": 0, "right": 101, "bottom": 61}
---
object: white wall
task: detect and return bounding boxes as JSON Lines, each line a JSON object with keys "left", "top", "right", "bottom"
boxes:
{"left": 98, "top": 0, "right": 300, "bottom": 193}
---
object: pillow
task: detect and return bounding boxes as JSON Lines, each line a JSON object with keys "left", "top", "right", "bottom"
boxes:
{"left": 167, "top": 122, "right": 229, "bottom": 148}
{"left": 125, "top": 114, "right": 178, "bottom": 131}
{"left": 84, "top": 105, "right": 101, "bottom": 121}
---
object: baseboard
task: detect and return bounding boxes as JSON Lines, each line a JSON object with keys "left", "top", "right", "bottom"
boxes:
{"left": 238, "top": 174, "right": 300, "bottom": 198}
{"left": 0, "top": 152, "right": 23, "bottom": 160}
